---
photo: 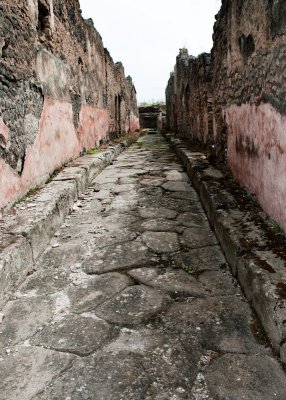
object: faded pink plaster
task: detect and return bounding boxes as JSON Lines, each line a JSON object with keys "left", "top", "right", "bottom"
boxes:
{"left": 129, "top": 112, "right": 140, "bottom": 132}
{"left": 23, "top": 98, "right": 80, "bottom": 185}
{"left": 78, "top": 105, "right": 109, "bottom": 149}
{"left": 0, "top": 159, "right": 21, "bottom": 207}
{"left": 226, "top": 102, "right": 286, "bottom": 229}
{"left": 0, "top": 97, "right": 112, "bottom": 208}
{"left": 0, "top": 117, "right": 9, "bottom": 142}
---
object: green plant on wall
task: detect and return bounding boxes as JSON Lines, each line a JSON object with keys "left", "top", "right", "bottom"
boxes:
{"left": 86, "top": 148, "right": 101, "bottom": 155}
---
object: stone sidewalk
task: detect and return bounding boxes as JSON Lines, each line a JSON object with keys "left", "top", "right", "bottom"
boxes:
{"left": 0, "top": 134, "right": 285, "bottom": 399}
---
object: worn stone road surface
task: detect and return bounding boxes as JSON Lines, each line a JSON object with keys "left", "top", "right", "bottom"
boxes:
{"left": 1, "top": 134, "right": 286, "bottom": 399}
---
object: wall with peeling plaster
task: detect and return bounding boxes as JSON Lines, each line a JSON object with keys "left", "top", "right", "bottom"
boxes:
{"left": 0, "top": 0, "right": 139, "bottom": 208}
{"left": 166, "top": 0, "right": 286, "bottom": 230}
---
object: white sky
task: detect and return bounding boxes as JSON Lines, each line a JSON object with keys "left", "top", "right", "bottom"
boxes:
{"left": 79, "top": 0, "right": 222, "bottom": 103}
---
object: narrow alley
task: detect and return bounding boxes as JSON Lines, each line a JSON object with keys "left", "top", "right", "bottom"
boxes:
{"left": 1, "top": 134, "right": 285, "bottom": 399}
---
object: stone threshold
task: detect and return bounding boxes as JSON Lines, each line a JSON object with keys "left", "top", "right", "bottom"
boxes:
{"left": 0, "top": 133, "right": 140, "bottom": 306}
{"left": 166, "top": 133, "right": 286, "bottom": 364}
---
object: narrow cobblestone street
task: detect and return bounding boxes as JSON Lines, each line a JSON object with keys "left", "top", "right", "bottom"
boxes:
{"left": 1, "top": 134, "right": 286, "bottom": 399}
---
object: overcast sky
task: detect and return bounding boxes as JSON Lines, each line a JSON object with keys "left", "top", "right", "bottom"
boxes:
{"left": 79, "top": 0, "right": 221, "bottom": 104}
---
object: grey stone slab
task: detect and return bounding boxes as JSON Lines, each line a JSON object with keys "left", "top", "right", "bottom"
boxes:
{"left": 68, "top": 272, "right": 133, "bottom": 313}
{"left": 140, "top": 195, "right": 204, "bottom": 214}
{"left": 93, "top": 189, "right": 111, "bottom": 200}
{"left": 85, "top": 198, "right": 102, "bottom": 211}
{"left": 113, "top": 183, "right": 137, "bottom": 194}
{"left": 237, "top": 257, "right": 286, "bottom": 356}
{"left": 87, "top": 229, "right": 138, "bottom": 251}
{"left": 162, "top": 181, "right": 192, "bottom": 192}
{"left": 164, "top": 170, "right": 189, "bottom": 182}
{"left": 161, "top": 297, "right": 265, "bottom": 354}
{"left": 133, "top": 219, "right": 184, "bottom": 234}
{"left": 95, "top": 285, "right": 169, "bottom": 325}
{"left": 107, "top": 191, "right": 139, "bottom": 212}
{"left": 163, "top": 164, "right": 184, "bottom": 172}
{"left": 97, "top": 212, "right": 140, "bottom": 231}
{"left": 54, "top": 218, "right": 103, "bottom": 241}
{"left": 118, "top": 176, "right": 137, "bottom": 184}
{"left": 97, "top": 182, "right": 116, "bottom": 190}
{"left": 31, "top": 314, "right": 114, "bottom": 356}
{"left": 82, "top": 240, "right": 154, "bottom": 274}
{"left": 167, "top": 191, "right": 200, "bottom": 201}
{"left": 198, "top": 270, "right": 240, "bottom": 296}
{"left": 37, "top": 242, "right": 84, "bottom": 269}
{"left": 128, "top": 267, "right": 206, "bottom": 297}
{"left": 0, "top": 297, "right": 53, "bottom": 348}
{"left": 93, "top": 174, "right": 118, "bottom": 184}
{"left": 36, "top": 351, "right": 149, "bottom": 400}
{"left": 54, "top": 166, "right": 88, "bottom": 195}
{"left": 140, "top": 178, "right": 166, "bottom": 187}
{"left": 0, "top": 234, "right": 33, "bottom": 304}
{"left": 18, "top": 267, "right": 70, "bottom": 296}
{"left": 176, "top": 212, "right": 209, "bottom": 228}
{"left": 139, "top": 186, "right": 164, "bottom": 197}
{"left": 0, "top": 346, "right": 74, "bottom": 400}
{"left": 106, "top": 168, "right": 146, "bottom": 178}
{"left": 182, "top": 226, "right": 218, "bottom": 248}
{"left": 69, "top": 154, "right": 106, "bottom": 182}
{"left": 138, "top": 207, "right": 178, "bottom": 220}
{"left": 204, "top": 354, "right": 286, "bottom": 400}
{"left": 142, "top": 231, "right": 180, "bottom": 253}
{"left": 174, "top": 246, "right": 226, "bottom": 271}
{"left": 203, "top": 167, "right": 224, "bottom": 179}
{"left": 101, "top": 327, "right": 199, "bottom": 400}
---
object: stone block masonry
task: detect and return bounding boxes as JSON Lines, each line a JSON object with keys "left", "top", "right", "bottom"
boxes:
{"left": 166, "top": 0, "right": 286, "bottom": 231}
{"left": 0, "top": 0, "right": 139, "bottom": 209}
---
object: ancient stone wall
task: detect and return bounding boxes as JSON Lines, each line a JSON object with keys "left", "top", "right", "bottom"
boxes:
{"left": 166, "top": 0, "right": 286, "bottom": 230}
{"left": 166, "top": 49, "right": 213, "bottom": 145}
{"left": 0, "top": 0, "right": 139, "bottom": 208}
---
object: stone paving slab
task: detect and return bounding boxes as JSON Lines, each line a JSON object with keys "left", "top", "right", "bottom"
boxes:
{"left": 31, "top": 314, "right": 114, "bottom": 356}
{"left": 204, "top": 353, "right": 286, "bottom": 400}
{"left": 0, "top": 347, "right": 74, "bottom": 400}
{"left": 0, "top": 133, "right": 286, "bottom": 399}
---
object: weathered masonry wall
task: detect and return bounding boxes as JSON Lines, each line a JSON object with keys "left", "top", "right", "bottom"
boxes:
{"left": 166, "top": 50, "right": 213, "bottom": 146}
{"left": 166, "top": 0, "right": 286, "bottom": 230}
{"left": 0, "top": 0, "right": 139, "bottom": 209}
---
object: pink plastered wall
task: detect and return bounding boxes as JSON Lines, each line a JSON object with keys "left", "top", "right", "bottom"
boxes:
{"left": 78, "top": 105, "right": 109, "bottom": 150}
{"left": 0, "top": 97, "right": 109, "bottom": 208}
{"left": 226, "top": 103, "right": 286, "bottom": 229}
{"left": 128, "top": 112, "right": 140, "bottom": 132}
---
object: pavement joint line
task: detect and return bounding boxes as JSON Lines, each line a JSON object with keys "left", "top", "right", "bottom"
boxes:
{"left": 166, "top": 133, "right": 286, "bottom": 365}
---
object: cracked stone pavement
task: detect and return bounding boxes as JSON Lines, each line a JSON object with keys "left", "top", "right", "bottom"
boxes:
{"left": 0, "top": 134, "right": 286, "bottom": 400}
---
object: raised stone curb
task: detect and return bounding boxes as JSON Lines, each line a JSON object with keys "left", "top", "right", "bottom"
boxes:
{"left": 167, "top": 134, "right": 286, "bottom": 364}
{"left": 0, "top": 135, "right": 139, "bottom": 306}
